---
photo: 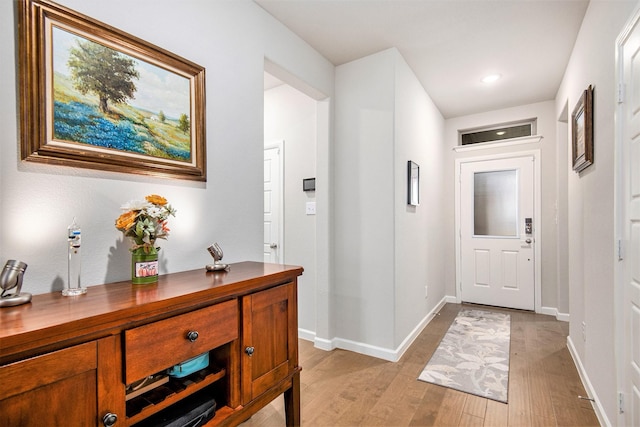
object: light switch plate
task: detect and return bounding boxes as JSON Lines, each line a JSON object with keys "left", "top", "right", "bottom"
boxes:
{"left": 306, "top": 202, "right": 316, "bottom": 215}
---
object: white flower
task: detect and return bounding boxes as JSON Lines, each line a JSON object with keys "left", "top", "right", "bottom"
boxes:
{"left": 121, "top": 200, "right": 151, "bottom": 211}
{"left": 145, "top": 206, "right": 164, "bottom": 218}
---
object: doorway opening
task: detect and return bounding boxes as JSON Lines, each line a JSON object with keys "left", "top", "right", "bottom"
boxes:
{"left": 263, "top": 61, "right": 330, "bottom": 341}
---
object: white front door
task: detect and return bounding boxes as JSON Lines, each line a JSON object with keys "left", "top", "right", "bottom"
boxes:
{"left": 264, "top": 144, "right": 283, "bottom": 263}
{"left": 618, "top": 10, "right": 640, "bottom": 425}
{"left": 460, "top": 156, "right": 535, "bottom": 310}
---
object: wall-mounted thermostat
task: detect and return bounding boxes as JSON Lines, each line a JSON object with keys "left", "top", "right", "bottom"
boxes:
{"left": 303, "top": 178, "right": 316, "bottom": 192}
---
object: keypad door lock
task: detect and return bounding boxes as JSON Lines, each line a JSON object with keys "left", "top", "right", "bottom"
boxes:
{"left": 525, "top": 218, "right": 532, "bottom": 235}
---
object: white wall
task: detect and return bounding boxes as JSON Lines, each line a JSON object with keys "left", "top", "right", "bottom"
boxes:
{"left": 264, "top": 83, "right": 317, "bottom": 334}
{"left": 393, "top": 53, "right": 446, "bottom": 348}
{"left": 555, "top": 1, "right": 637, "bottom": 423}
{"left": 0, "top": 0, "right": 333, "bottom": 295}
{"left": 334, "top": 49, "right": 397, "bottom": 350}
{"left": 333, "top": 48, "right": 447, "bottom": 357}
{"left": 444, "top": 101, "right": 560, "bottom": 312}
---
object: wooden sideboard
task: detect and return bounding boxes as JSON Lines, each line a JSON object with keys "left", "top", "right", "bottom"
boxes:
{"left": 0, "top": 261, "right": 303, "bottom": 426}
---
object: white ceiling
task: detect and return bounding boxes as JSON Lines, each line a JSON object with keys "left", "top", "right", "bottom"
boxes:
{"left": 256, "top": 0, "right": 589, "bottom": 119}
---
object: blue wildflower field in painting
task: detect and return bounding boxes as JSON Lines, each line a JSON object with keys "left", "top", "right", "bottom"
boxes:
{"left": 53, "top": 101, "right": 190, "bottom": 160}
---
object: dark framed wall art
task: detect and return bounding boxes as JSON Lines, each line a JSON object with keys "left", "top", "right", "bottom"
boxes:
{"left": 571, "top": 85, "right": 594, "bottom": 173}
{"left": 19, "top": 0, "right": 207, "bottom": 181}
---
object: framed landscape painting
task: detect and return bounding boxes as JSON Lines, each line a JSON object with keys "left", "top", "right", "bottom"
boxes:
{"left": 571, "top": 85, "right": 593, "bottom": 173}
{"left": 19, "top": 0, "right": 206, "bottom": 181}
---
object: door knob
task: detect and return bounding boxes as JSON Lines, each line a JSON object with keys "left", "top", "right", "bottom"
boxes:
{"left": 245, "top": 346, "right": 255, "bottom": 356}
{"left": 525, "top": 238, "right": 532, "bottom": 244}
{"left": 270, "top": 243, "right": 278, "bottom": 249}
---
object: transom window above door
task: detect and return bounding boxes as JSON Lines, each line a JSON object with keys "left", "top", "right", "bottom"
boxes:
{"left": 459, "top": 119, "right": 537, "bottom": 146}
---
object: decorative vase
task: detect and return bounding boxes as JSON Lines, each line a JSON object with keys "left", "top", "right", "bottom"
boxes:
{"left": 131, "top": 247, "right": 158, "bottom": 284}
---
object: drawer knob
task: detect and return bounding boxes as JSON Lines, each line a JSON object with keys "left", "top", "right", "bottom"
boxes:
{"left": 102, "top": 412, "right": 118, "bottom": 427}
{"left": 245, "top": 346, "right": 255, "bottom": 356}
{"left": 186, "top": 331, "right": 199, "bottom": 342}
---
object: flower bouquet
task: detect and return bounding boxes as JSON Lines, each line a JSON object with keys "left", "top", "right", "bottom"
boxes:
{"left": 115, "top": 194, "right": 176, "bottom": 283}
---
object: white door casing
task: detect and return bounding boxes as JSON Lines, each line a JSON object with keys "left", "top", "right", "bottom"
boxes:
{"left": 455, "top": 153, "right": 540, "bottom": 311}
{"left": 617, "top": 8, "right": 640, "bottom": 425}
{"left": 264, "top": 142, "right": 284, "bottom": 264}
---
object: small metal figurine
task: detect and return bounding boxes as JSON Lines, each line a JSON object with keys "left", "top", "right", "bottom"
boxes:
{"left": 206, "top": 243, "right": 230, "bottom": 271}
{"left": 0, "top": 260, "right": 31, "bottom": 307}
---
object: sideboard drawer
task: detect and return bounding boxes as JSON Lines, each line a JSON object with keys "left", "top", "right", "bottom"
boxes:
{"left": 124, "top": 299, "right": 238, "bottom": 383}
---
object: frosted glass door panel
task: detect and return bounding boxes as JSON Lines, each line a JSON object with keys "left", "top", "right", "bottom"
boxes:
{"left": 474, "top": 170, "right": 517, "bottom": 236}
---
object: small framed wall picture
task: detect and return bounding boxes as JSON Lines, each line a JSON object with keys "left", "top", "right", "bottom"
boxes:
{"left": 571, "top": 85, "right": 594, "bottom": 173}
{"left": 303, "top": 178, "right": 316, "bottom": 192}
{"left": 408, "top": 161, "right": 419, "bottom": 206}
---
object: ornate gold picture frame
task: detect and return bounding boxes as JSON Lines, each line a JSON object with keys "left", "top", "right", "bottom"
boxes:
{"left": 19, "top": 0, "right": 207, "bottom": 181}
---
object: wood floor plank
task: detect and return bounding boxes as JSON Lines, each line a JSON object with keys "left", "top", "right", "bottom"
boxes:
{"left": 432, "top": 389, "right": 466, "bottom": 426}
{"left": 483, "top": 399, "right": 508, "bottom": 426}
{"left": 546, "top": 370, "right": 600, "bottom": 427}
{"left": 462, "top": 394, "right": 487, "bottom": 419}
{"left": 459, "top": 412, "right": 485, "bottom": 427}
{"left": 527, "top": 362, "right": 557, "bottom": 423}
{"left": 409, "top": 383, "right": 447, "bottom": 426}
{"left": 241, "top": 303, "right": 599, "bottom": 427}
{"left": 367, "top": 372, "right": 428, "bottom": 426}
{"left": 507, "top": 368, "right": 532, "bottom": 426}
{"left": 329, "top": 358, "right": 392, "bottom": 425}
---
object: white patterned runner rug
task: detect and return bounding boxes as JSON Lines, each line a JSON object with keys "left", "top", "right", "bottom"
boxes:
{"left": 418, "top": 309, "right": 511, "bottom": 403}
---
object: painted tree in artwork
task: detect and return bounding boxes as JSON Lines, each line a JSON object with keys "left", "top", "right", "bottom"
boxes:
{"left": 178, "top": 113, "right": 190, "bottom": 133}
{"left": 67, "top": 40, "right": 140, "bottom": 114}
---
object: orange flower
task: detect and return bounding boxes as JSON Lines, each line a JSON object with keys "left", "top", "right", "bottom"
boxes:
{"left": 116, "top": 194, "right": 175, "bottom": 252}
{"left": 146, "top": 194, "right": 167, "bottom": 206}
{"left": 115, "top": 211, "right": 137, "bottom": 231}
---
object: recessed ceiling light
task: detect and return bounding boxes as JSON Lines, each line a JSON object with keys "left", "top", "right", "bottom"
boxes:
{"left": 482, "top": 74, "right": 502, "bottom": 83}
{"left": 496, "top": 131, "right": 506, "bottom": 136}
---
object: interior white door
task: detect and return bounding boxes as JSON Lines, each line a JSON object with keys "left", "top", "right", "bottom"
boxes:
{"left": 264, "top": 146, "right": 282, "bottom": 263}
{"left": 619, "top": 12, "right": 640, "bottom": 425}
{"left": 460, "top": 156, "right": 535, "bottom": 310}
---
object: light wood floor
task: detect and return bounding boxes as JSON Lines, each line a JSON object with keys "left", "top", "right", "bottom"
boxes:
{"left": 241, "top": 303, "right": 599, "bottom": 426}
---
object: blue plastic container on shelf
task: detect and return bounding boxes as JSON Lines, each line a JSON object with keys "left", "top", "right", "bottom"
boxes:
{"left": 167, "top": 352, "right": 209, "bottom": 378}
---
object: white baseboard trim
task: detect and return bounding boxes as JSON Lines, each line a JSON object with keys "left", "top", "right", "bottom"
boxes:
{"left": 331, "top": 337, "right": 397, "bottom": 361}
{"left": 304, "top": 296, "right": 449, "bottom": 362}
{"left": 313, "top": 336, "right": 333, "bottom": 351}
{"left": 298, "top": 328, "right": 315, "bottom": 343}
{"left": 567, "top": 336, "right": 610, "bottom": 427}
{"left": 392, "top": 296, "right": 449, "bottom": 361}
{"left": 539, "top": 306, "right": 570, "bottom": 322}
{"left": 445, "top": 295, "right": 457, "bottom": 304}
